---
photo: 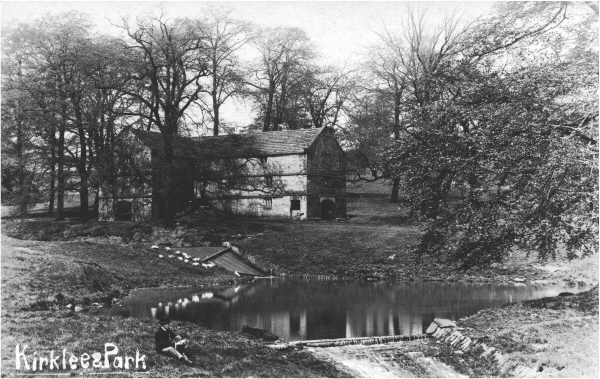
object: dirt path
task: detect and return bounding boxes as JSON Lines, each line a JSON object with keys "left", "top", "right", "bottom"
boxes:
{"left": 306, "top": 340, "right": 467, "bottom": 378}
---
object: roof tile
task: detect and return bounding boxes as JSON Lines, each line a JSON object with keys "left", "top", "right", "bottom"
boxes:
{"left": 132, "top": 128, "right": 324, "bottom": 158}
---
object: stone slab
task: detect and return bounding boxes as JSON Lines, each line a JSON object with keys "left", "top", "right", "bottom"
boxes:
{"left": 434, "top": 318, "right": 457, "bottom": 328}
{"left": 425, "top": 323, "right": 438, "bottom": 334}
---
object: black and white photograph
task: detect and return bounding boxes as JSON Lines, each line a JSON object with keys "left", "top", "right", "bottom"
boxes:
{"left": 1, "top": 1, "right": 598, "bottom": 377}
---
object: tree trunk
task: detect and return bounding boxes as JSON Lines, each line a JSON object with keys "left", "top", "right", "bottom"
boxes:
{"left": 79, "top": 168, "right": 89, "bottom": 222}
{"left": 75, "top": 101, "right": 89, "bottom": 222}
{"left": 56, "top": 123, "right": 65, "bottom": 221}
{"left": 15, "top": 113, "right": 29, "bottom": 217}
{"left": 264, "top": 80, "right": 275, "bottom": 131}
{"left": 162, "top": 129, "right": 176, "bottom": 228}
{"left": 390, "top": 88, "right": 402, "bottom": 203}
{"left": 213, "top": 101, "right": 220, "bottom": 136}
{"left": 274, "top": 75, "right": 287, "bottom": 132}
{"left": 212, "top": 57, "right": 220, "bottom": 135}
{"left": 93, "top": 186, "right": 100, "bottom": 218}
{"left": 48, "top": 150, "right": 56, "bottom": 214}
{"left": 390, "top": 177, "right": 400, "bottom": 203}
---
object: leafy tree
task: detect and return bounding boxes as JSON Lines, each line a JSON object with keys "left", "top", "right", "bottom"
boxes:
{"left": 341, "top": 90, "right": 393, "bottom": 182}
{"left": 352, "top": 6, "right": 470, "bottom": 202}
{"left": 2, "top": 13, "right": 95, "bottom": 220}
{"left": 386, "top": 3, "right": 598, "bottom": 266}
{"left": 78, "top": 36, "right": 138, "bottom": 216}
{"left": 1, "top": 45, "right": 41, "bottom": 215}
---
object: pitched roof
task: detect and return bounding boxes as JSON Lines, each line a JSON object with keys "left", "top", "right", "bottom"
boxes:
{"left": 131, "top": 129, "right": 198, "bottom": 158}
{"left": 132, "top": 128, "right": 325, "bottom": 158}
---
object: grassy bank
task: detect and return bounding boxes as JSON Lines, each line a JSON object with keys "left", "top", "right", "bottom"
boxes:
{"left": 456, "top": 287, "right": 599, "bottom": 377}
{"left": 0, "top": 235, "right": 236, "bottom": 310}
{"left": 4, "top": 194, "right": 595, "bottom": 285}
{"left": 1, "top": 312, "right": 346, "bottom": 378}
{"left": 0, "top": 236, "right": 349, "bottom": 377}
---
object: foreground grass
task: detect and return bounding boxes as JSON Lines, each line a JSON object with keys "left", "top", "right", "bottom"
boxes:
{"left": 0, "top": 236, "right": 349, "bottom": 377}
{"left": 457, "top": 287, "right": 599, "bottom": 378}
{"left": 1, "top": 312, "right": 346, "bottom": 378}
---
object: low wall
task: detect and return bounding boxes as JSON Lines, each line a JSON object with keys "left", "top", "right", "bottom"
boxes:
{"left": 426, "top": 318, "right": 542, "bottom": 378}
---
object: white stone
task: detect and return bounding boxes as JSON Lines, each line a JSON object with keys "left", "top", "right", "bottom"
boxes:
{"left": 434, "top": 318, "right": 457, "bottom": 328}
{"left": 425, "top": 323, "right": 438, "bottom": 334}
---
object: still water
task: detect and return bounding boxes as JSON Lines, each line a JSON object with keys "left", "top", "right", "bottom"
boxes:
{"left": 96, "top": 279, "right": 578, "bottom": 341}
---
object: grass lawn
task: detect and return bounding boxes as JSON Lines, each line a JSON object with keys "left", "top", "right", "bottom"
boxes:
{"left": 1, "top": 236, "right": 350, "bottom": 377}
{"left": 5, "top": 191, "right": 590, "bottom": 284}
{"left": 458, "top": 287, "right": 599, "bottom": 377}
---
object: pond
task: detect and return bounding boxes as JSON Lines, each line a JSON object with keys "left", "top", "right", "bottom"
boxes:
{"left": 96, "top": 279, "right": 580, "bottom": 341}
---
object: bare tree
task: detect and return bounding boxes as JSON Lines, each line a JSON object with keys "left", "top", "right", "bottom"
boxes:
{"left": 301, "top": 65, "right": 354, "bottom": 129}
{"left": 359, "top": 6, "right": 471, "bottom": 201}
{"left": 118, "top": 14, "right": 210, "bottom": 226}
{"left": 248, "top": 26, "right": 314, "bottom": 131}
{"left": 196, "top": 11, "right": 248, "bottom": 136}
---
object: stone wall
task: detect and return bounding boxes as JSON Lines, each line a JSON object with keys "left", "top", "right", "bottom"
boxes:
{"left": 305, "top": 129, "right": 347, "bottom": 219}
{"left": 307, "top": 130, "right": 345, "bottom": 177}
{"left": 98, "top": 197, "right": 153, "bottom": 221}
{"left": 426, "top": 319, "right": 542, "bottom": 378}
{"left": 213, "top": 195, "right": 308, "bottom": 219}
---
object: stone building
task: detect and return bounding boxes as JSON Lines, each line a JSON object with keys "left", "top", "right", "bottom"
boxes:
{"left": 98, "top": 127, "right": 346, "bottom": 221}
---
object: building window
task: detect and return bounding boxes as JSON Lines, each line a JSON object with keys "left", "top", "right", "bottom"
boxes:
{"left": 323, "top": 176, "right": 333, "bottom": 187}
{"left": 264, "top": 198, "right": 272, "bottom": 209}
{"left": 291, "top": 199, "right": 301, "bottom": 211}
{"left": 260, "top": 157, "right": 267, "bottom": 165}
{"left": 265, "top": 176, "right": 273, "bottom": 186}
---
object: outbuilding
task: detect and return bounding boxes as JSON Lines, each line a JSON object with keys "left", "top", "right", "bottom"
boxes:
{"left": 98, "top": 127, "right": 346, "bottom": 221}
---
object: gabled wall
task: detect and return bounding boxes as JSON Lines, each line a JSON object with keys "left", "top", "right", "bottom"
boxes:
{"left": 306, "top": 129, "right": 347, "bottom": 219}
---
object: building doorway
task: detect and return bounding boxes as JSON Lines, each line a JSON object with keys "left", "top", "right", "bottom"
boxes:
{"left": 114, "top": 200, "right": 133, "bottom": 221}
{"left": 320, "top": 199, "right": 335, "bottom": 221}
{"left": 290, "top": 199, "right": 302, "bottom": 219}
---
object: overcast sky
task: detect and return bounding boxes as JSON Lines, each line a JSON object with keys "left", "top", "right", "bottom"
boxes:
{"left": 1, "top": 1, "right": 497, "bottom": 130}
{"left": 2, "top": 1, "right": 495, "bottom": 63}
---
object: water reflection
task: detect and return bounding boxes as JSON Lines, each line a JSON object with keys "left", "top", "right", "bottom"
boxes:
{"left": 99, "top": 279, "right": 579, "bottom": 341}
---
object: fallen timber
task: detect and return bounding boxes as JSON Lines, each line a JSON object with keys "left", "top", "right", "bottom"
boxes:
{"left": 269, "top": 334, "right": 429, "bottom": 349}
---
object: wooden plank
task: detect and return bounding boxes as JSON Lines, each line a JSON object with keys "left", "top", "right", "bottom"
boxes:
{"left": 205, "top": 248, "right": 266, "bottom": 276}
{"left": 179, "top": 246, "right": 266, "bottom": 276}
